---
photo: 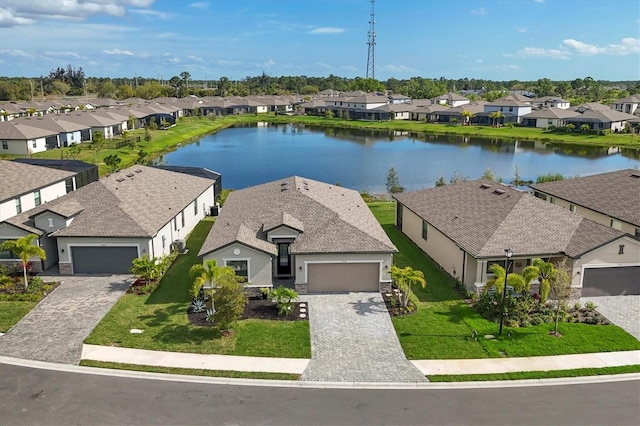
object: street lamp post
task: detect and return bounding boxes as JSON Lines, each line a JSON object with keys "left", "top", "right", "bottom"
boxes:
{"left": 499, "top": 248, "right": 513, "bottom": 336}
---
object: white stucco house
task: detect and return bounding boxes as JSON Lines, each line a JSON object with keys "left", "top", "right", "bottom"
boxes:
{"left": 198, "top": 176, "right": 397, "bottom": 294}
{"left": 394, "top": 179, "right": 640, "bottom": 298}
{"left": 2, "top": 165, "right": 219, "bottom": 275}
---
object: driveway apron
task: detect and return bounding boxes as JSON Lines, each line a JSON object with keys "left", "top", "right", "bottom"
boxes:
{"left": 300, "top": 293, "right": 427, "bottom": 382}
{"left": 579, "top": 295, "right": 640, "bottom": 341}
{"left": 0, "top": 275, "right": 131, "bottom": 364}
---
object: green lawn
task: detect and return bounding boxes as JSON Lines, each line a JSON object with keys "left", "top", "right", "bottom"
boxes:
{"left": 369, "top": 202, "right": 640, "bottom": 359}
{"left": 85, "top": 219, "right": 311, "bottom": 358}
{"left": 427, "top": 364, "right": 640, "bottom": 382}
{"left": 0, "top": 301, "right": 38, "bottom": 332}
{"left": 80, "top": 360, "right": 300, "bottom": 381}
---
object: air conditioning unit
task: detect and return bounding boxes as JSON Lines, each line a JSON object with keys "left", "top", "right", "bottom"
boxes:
{"left": 173, "top": 239, "right": 186, "bottom": 253}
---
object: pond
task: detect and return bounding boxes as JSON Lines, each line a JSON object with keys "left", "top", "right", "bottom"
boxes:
{"left": 161, "top": 123, "right": 640, "bottom": 193}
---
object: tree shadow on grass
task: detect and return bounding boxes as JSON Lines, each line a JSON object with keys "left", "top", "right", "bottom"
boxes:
{"left": 153, "top": 324, "right": 223, "bottom": 347}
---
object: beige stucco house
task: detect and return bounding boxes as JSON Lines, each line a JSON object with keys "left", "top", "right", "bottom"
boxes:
{"left": 198, "top": 176, "right": 397, "bottom": 294}
{"left": 394, "top": 180, "right": 640, "bottom": 298}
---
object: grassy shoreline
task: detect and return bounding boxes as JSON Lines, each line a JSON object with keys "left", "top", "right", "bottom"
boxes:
{"left": 5, "top": 113, "right": 636, "bottom": 178}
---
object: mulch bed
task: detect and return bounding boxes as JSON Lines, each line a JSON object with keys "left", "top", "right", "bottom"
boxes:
{"left": 188, "top": 298, "right": 307, "bottom": 327}
{"left": 381, "top": 288, "right": 418, "bottom": 317}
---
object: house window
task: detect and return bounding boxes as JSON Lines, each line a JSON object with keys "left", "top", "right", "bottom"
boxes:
{"left": 0, "top": 240, "right": 18, "bottom": 259}
{"left": 569, "top": 204, "right": 576, "bottom": 213}
{"left": 549, "top": 197, "right": 555, "bottom": 204}
{"left": 65, "top": 178, "right": 74, "bottom": 193}
{"left": 610, "top": 219, "right": 622, "bottom": 230}
{"left": 32, "top": 141, "right": 37, "bottom": 148}
{"left": 15, "top": 198, "right": 21, "bottom": 214}
{"left": 533, "top": 191, "right": 547, "bottom": 201}
{"left": 34, "top": 190, "right": 41, "bottom": 206}
{"left": 181, "top": 211, "right": 185, "bottom": 228}
{"left": 162, "top": 235, "right": 166, "bottom": 249}
{"left": 193, "top": 200, "right": 198, "bottom": 215}
{"left": 421, "top": 220, "right": 428, "bottom": 240}
{"left": 174, "top": 217, "right": 177, "bottom": 231}
{"left": 396, "top": 203, "right": 403, "bottom": 229}
{"left": 226, "top": 260, "right": 248, "bottom": 278}
{"left": 486, "top": 260, "right": 507, "bottom": 274}
{"left": 636, "top": 228, "right": 640, "bottom": 238}
{"left": 1, "top": 140, "right": 7, "bottom": 149}
{"left": 618, "top": 245, "right": 625, "bottom": 255}
{"left": 509, "top": 107, "right": 513, "bottom": 112}
{"left": 48, "top": 218, "right": 54, "bottom": 228}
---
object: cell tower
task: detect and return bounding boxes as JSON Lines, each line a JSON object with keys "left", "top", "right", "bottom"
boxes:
{"left": 366, "top": 0, "right": 376, "bottom": 79}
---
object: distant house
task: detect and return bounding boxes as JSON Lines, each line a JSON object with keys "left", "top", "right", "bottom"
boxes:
{"left": 394, "top": 179, "right": 640, "bottom": 297}
{"left": 431, "top": 93, "right": 470, "bottom": 107}
{"left": 1, "top": 165, "right": 219, "bottom": 275}
{"left": 521, "top": 107, "right": 578, "bottom": 128}
{"left": 410, "top": 104, "right": 447, "bottom": 122}
{"left": 0, "top": 121, "right": 59, "bottom": 155}
{"left": 565, "top": 107, "right": 636, "bottom": 132}
{"left": 199, "top": 176, "right": 397, "bottom": 294}
{"left": 530, "top": 169, "right": 640, "bottom": 239}
{"left": 481, "top": 99, "right": 532, "bottom": 124}
{"left": 610, "top": 94, "right": 640, "bottom": 115}
{"left": 388, "top": 94, "right": 412, "bottom": 104}
{"left": 532, "top": 96, "right": 570, "bottom": 110}
{"left": 16, "top": 116, "right": 89, "bottom": 147}
{"left": 370, "top": 103, "right": 415, "bottom": 120}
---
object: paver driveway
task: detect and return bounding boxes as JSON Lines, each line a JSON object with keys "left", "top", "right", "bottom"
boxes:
{"left": 579, "top": 295, "right": 640, "bottom": 341}
{"left": 300, "top": 293, "right": 427, "bottom": 383}
{"left": 0, "top": 275, "right": 131, "bottom": 364}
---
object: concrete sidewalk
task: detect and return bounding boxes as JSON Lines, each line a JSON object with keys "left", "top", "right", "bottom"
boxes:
{"left": 81, "top": 344, "right": 640, "bottom": 377}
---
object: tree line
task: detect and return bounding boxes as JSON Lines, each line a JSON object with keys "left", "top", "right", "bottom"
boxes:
{"left": 1, "top": 64, "right": 638, "bottom": 104}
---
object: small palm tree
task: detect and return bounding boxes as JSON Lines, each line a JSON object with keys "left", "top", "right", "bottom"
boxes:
{"left": 390, "top": 265, "right": 426, "bottom": 308}
{"left": 0, "top": 234, "right": 46, "bottom": 290}
{"left": 489, "top": 111, "right": 505, "bottom": 127}
{"left": 461, "top": 110, "right": 474, "bottom": 125}
{"left": 190, "top": 259, "right": 242, "bottom": 309}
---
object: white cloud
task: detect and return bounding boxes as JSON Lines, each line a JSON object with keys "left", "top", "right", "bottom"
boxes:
{"left": 383, "top": 64, "right": 418, "bottom": 74}
{"left": 471, "top": 7, "right": 487, "bottom": 16}
{"left": 189, "top": 2, "right": 208, "bottom": 8}
{"left": 533, "top": 0, "right": 545, "bottom": 3}
{"left": 517, "top": 27, "right": 527, "bottom": 33}
{"left": 309, "top": 27, "right": 345, "bottom": 35}
{"left": 0, "top": 49, "right": 34, "bottom": 59}
{"left": 129, "top": 8, "right": 171, "bottom": 19}
{"left": 475, "top": 59, "right": 483, "bottom": 64}
{"left": 512, "top": 47, "right": 571, "bottom": 59}
{"left": 0, "top": 0, "right": 155, "bottom": 27}
{"left": 187, "top": 55, "right": 203, "bottom": 62}
{"left": 562, "top": 37, "right": 640, "bottom": 55}
{"left": 316, "top": 62, "right": 334, "bottom": 69}
{"left": 103, "top": 48, "right": 134, "bottom": 56}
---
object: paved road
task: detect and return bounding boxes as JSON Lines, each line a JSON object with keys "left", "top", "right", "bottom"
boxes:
{"left": 580, "top": 295, "right": 640, "bottom": 340}
{"left": 0, "top": 275, "right": 131, "bottom": 364}
{"left": 301, "top": 293, "right": 427, "bottom": 382}
{"left": 1, "top": 362, "right": 639, "bottom": 425}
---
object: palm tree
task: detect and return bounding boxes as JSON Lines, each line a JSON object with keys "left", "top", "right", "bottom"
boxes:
{"left": 130, "top": 254, "right": 160, "bottom": 285}
{"left": 489, "top": 111, "right": 505, "bottom": 127}
{"left": 190, "top": 259, "right": 241, "bottom": 308}
{"left": 390, "top": 265, "right": 426, "bottom": 308}
{"left": 461, "top": 110, "right": 474, "bottom": 125}
{"left": 0, "top": 234, "right": 46, "bottom": 290}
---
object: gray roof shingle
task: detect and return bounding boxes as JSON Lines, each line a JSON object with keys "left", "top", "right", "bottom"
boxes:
{"left": 0, "top": 160, "right": 75, "bottom": 204}
{"left": 530, "top": 169, "right": 640, "bottom": 227}
{"left": 394, "top": 179, "right": 625, "bottom": 259}
{"left": 199, "top": 176, "right": 396, "bottom": 257}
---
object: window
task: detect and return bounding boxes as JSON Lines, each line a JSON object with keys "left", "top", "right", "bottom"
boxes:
{"left": 396, "top": 203, "right": 403, "bottom": 229}
{"left": 618, "top": 245, "right": 625, "bottom": 255}
{"left": 533, "top": 191, "right": 547, "bottom": 201}
{"left": 509, "top": 106, "right": 513, "bottom": 112}
{"left": 193, "top": 200, "right": 198, "bottom": 215}
{"left": 569, "top": 204, "right": 576, "bottom": 213}
{"left": 0, "top": 240, "right": 18, "bottom": 259}
{"left": 421, "top": 220, "right": 428, "bottom": 240}
{"left": 486, "top": 260, "right": 507, "bottom": 274}
{"left": 162, "top": 235, "right": 166, "bottom": 249}
{"left": 15, "top": 198, "right": 21, "bottom": 214}
{"left": 226, "top": 260, "right": 248, "bottom": 278}
{"left": 636, "top": 228, "right": 640, "bottom": 238}
{"left": 549, "top": 197, "right": 555, "bottom": 204}
{"left": 32, "top": 141, "right": 37, "bottom": 149}
{"left": 181, "top": 211, "right": 185, "bottom": 228}
{"left": 65, "top": 178, "right": 74, "bottom": 193}
{"left": 34, "top": 190, "right": 41, "bottom": 206}
{"left": 610, "top": 219, "right": 622, "bottom": 230}
{"left": 2, "top": 140, "right": 7, "bottom": 149}
{"left": 174, "top": 217, "right": 177, "bottom": 231}
{"left": 48, "top": 218, "right": 54, "bottom": 228}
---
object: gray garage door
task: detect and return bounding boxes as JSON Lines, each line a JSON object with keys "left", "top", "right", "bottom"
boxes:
{"left": 307, "top": 263, "right": 380, "bottom": 293}
{"left": 581, "top": 266, "right": 640, "bottom": 297}
{"left": 71, "top": 246, "right": 138, "bottom": 274}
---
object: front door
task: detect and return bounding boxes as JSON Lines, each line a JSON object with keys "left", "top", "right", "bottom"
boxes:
{"left": 277, "top": 243, "right": 291, "bottom": 276}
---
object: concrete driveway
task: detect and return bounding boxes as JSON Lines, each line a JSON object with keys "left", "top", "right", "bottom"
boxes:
{"left": 579, "top": 295, "right": 640, "bottom": 341}
{"left": 0, "top": 274, "right": 131, "bottom": 364}
{"left": 300, "top": 293, "right": 427, "bottom": 383}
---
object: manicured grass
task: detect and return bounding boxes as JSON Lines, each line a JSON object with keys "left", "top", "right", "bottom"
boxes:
{"left": 0, "top": 301, "right": 37, "bottom": 332}
{"left": 80, "top": 360, "right": 300, "bottom": 381}
{"left": 427, "top": 365, "right": 640, "bottom": 382}
{"left": 369, "top": 202, "right": 640, "bottom": 359}
{"left": 85, "top": 219, "right": 311, "bottom": 358}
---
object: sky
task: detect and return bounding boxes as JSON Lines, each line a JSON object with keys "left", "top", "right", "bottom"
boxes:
{"left": 0, "top": 0, "right": 639, "bottom": 82}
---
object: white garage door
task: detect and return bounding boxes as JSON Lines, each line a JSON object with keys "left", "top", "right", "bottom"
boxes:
{"left": 581, "top": 266, "right": 640, "bottom": 297}
{"left": 307, "top": 263, "right": 380, "bottom": 293}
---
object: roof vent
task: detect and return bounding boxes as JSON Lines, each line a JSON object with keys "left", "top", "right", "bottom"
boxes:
{"left": 135, "top": 169, "right": 142, "bottom": 173}
{"left": 126, "top": 173, "right": 135, "bottom": 178}
{"left": 480, "top": 183, "right": 492, "bottom": 189}
{"left": 116, "top": 178, "right": 125, "bottom": 182}
{"left": 493, "top": 189, "right": 505, "bottom": 195}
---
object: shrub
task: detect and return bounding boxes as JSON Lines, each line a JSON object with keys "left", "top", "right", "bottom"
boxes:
{"left": 268, "top": 286, "right": 299, "bottom": 316}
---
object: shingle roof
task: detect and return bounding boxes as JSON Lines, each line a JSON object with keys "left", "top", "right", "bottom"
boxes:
{"left": 0, "top": 160, "right": 74, "bottom": 204}
{"left": 0, "top": 121, "right": 59, "bottom": 139}
{"left": 530, "top": 169, "right": 640, "bottom": 226}
{"left": 5, "top": 165, "right": 214, "bottom": 238}
{"left": 394, "top": 179, "right": 625, "bottom": 259}
{"left": 522, "top": 107, "right": 578, "bottom": 119}
{"left": 199, "top": 176, "right": 396, "bottom": 257}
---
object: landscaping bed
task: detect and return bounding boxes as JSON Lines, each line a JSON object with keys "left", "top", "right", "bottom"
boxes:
{"left": 188, "top": 298, "right": 307, "bottom": 326}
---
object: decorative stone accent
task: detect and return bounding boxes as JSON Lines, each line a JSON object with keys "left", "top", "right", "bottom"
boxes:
{"left": 296, "top": 283, "right": 308, "bottom": 294}
{"left": 300, "top": 307, "right": 307, "bottom": 313}
{"left": 379, "top": 282, "right": 391, "bottom": 293}
{"left": 299, "top": 303, "right": 306, "bottom": 308}
{"left": 58, "top": 262, "right": 73, "bottom": 275}
{"left": 299, "top": 313, "right": 306, "bottom": 318}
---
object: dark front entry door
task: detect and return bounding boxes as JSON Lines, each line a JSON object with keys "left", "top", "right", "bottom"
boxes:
{"left": 277, "top": 243, "right": 291, "bottom": 276}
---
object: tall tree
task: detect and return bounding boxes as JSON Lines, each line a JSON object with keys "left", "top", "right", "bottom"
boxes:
{"left": 386, "top": 166, "right": 404, "bottom": 194}
{"left": 0, "top": 234, "right": 46, "bottom": 290}
{"left": 550, "top": 258, "right": 572, "bottom": 336}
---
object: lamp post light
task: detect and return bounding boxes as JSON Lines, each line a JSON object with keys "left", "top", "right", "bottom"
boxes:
{"left": 499, "top": 248, "right": 513, "bottom": 336}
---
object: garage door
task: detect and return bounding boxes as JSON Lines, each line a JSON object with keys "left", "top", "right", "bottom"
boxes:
{"left": 581, "top": 266, "right": 640, "bottom": 297}
{"left": 307, "top": 263, "right": 380, "bottom": 293}
{"left": 71, "top": 246, "right": 138, "bottom": 274}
